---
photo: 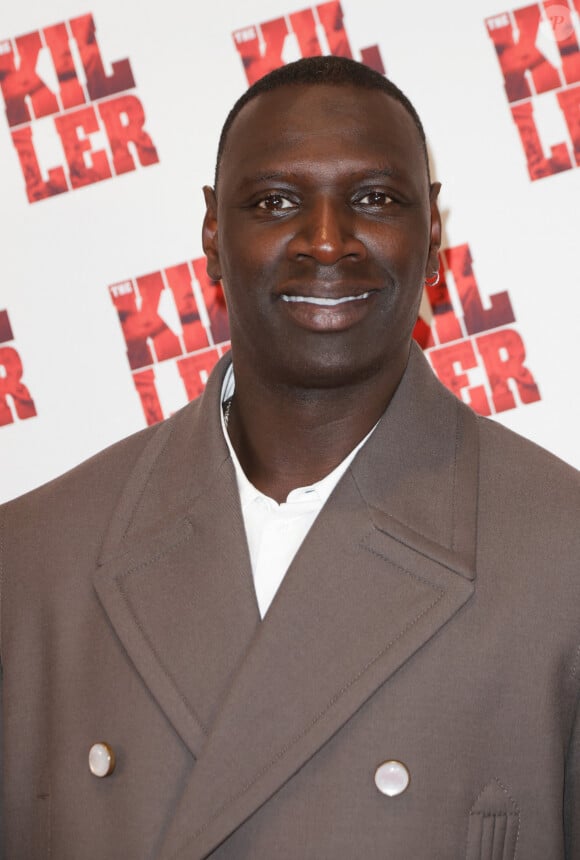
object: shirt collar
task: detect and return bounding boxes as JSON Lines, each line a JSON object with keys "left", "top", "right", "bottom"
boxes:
{"left": 219, "top": 363, "right": 377, "bottom": 510}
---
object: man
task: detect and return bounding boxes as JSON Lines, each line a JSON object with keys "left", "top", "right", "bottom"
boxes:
{"left": 1, "top": 56, "right": 579, "bottom": 859}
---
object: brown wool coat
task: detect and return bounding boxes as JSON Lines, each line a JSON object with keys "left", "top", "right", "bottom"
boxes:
{"left": 1, "top": 343, "right": 579, "bottom": 859}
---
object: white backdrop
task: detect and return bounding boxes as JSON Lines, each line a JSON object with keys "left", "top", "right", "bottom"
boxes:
{"left": 1, "top": 0, "right": 579, "bottom": 504}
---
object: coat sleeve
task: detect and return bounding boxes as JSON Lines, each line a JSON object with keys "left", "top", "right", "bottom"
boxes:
{"left": 565, "top": 685, "right": 580, "bottom": 858}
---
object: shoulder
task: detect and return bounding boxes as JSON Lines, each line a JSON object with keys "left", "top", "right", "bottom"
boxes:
{"left": 472, "top": 412, "right": 580, "bottom": 568}
{"left": 0, "top": 397, "right": 201, "bottom": 561}
{"left": 1, "top": 348, "right": 236, "bottom": 528}
{"left": 0, "top": 350, "right": 232, "bottom": 582}
{"left": 3, "top": 410, "right": 168, "bottom": 518}
{"left": 476, "top": 412, "right": 580, "bottom": 501}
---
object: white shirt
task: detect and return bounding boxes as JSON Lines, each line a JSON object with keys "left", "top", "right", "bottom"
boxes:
{"left": 220, "top": 364, "right": 376, "bottom": 618}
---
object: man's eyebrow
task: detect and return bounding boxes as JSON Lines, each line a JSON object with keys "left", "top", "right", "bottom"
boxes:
{"left": 236, "top": 166, "right": 402, "bottom": 190}
{"left": 237, "top": 171, "right": 293, "bottom": 188}
{"left": 358, "top": 167, "right": 399, "bottom": 179}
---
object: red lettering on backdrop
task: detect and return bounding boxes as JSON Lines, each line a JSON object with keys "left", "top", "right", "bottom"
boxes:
{"left": 0, "top": 310, "right": 37, "bottom": 426}
{"left": 98, "top": 95, "right": 159, "bottom": 174}
{"left": 359, "top": 46, "right": 385, "bottom": 75}
{"left": 54, "top": 105, "right": 112, "bottom": 188}
{"left": 233, "top": 1, "right": 384, "bottom": 86}
{"left": 486, "top": 5, "right": 562, "bottom": 102}
{"left": 543, "top": 0, "right": 580, "bottom": 84}
{"left": 419, "top": 242, "right": 541, "bottom": 416}
{"left": 316, "top": 0, "right": 353, "bottom": 57}
{"left": 425, "top": 260, "right": 464, "bottom": 345}
{"left": 131, "top": 347, "right": 227, "bottom": 426}
{"left": 557, "top": 83, "right": 580, "bottom": 164}
{"left": 110, "top": 275, "right": 182, "bottom": 370}
{"left": 164, "top": 264, "right": 210, "bottom": 353}
{"left": 511, "top": 100, "right": 573, "bottom": 178}
{"left": 234, "top": 19, "right": 288, "bottom": 85}
{"left": 0, "top": 310, "right": 14, "bottom": 343}
{"left": 10, "top": 125, "right": 68, "bottom": 202}
{"left": 290, "top": 9, "right": 324, "bottom": 58}
{"left": 444, "top": 244, "right": 515, "bottom": 334}
{"left": 412, "top": 316, "right": 433, "bottom": 350}
{"left": 0, "top": 15, "right": 134, "bottom": 126}
{"left": 68, "top": 14, "right": 135, "bottom": 100}
{"left": 110, "top": 261, "right": 231, "bottom": 425}
{"left": 0, "top": 348, "right": 37, "bottom": 424}
{"left": 0, "top": 31, "right": 60, "bottom": 125}
{"left": 486, "top": 3, "right": 580, "bottom": 180}
{"left": 476, "top": 329, "right": 541, "bottom": 411}
{"left": 178, "top": 350, "right": 223, "bottom": 401}
{"left": 0, "top": 14, "right": 158, "bottom": 203}
{"left": 133, "top": 369, "right": 164, "bottom": 426}
{"left": 428, "top": 340, "right": 492, "bottom": 416}
{"left": 42, "top": 22, "right": 86, "bottom": 110}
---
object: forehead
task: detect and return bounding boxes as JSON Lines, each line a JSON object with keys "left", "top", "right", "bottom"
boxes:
{"left": 218, "top": 84, "right": 427, "bottom": 191}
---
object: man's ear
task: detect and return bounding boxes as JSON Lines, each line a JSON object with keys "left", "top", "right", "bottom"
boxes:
{"left": 426, "top": 181, "right": 442, "bottom": 278}
{"left": 202, "top": 185, "right": 221, "bottom": 281}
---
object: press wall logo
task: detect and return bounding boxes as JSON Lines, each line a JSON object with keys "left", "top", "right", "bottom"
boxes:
{"left": 486, "top": 0, "right": 580, "bottom": 180}
{"left": 109, "top": 261, "right": 230, "bottom": 425}
{"left": 0, "top": 13, "right": 159, "bottom": 203}
{"left": 233, "top": 0, "right": 386, "bottom": 83}
{"left": 414, "top": 244, "right": 541, "bottom": 416}
{"left": 0, "top": 310, "right": 37, "bottom": 426}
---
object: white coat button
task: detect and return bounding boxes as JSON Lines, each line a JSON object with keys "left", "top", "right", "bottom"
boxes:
{"left": 88, "top": 742, "right": 116, "bottom": 778}
{"left": 374, "top": 760, "right": 410, "bottom": 797}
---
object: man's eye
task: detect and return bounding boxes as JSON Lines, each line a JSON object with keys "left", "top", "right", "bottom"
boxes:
{"left": 357, "top": 191, "right": 393, "bottom": 206}
{"left": 257, "top": 194, "right": 295, "bottom": 211}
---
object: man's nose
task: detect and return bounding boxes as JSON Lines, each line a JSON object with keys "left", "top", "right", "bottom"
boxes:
{"left": 287, "top": 196, "right": 366, "bottom": 265}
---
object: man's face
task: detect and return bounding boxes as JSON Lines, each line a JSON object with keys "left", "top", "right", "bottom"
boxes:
{"left": 203, "top": 84, "right": 441, "bottom": 390}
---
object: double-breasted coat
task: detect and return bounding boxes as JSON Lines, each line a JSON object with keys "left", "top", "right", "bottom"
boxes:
{"left": 1, "top": 344, "right": 579, "bottom": 858}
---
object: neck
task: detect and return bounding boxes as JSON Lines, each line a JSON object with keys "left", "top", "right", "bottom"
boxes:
{"left": 225, "top": 352, "right": 409, "bottom": 504}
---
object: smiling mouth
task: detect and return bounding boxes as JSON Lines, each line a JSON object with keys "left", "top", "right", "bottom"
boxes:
{"left": 281, "top": 292, "right": 373, "bottom": 306}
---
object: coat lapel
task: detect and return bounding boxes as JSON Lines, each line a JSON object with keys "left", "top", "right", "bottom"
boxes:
{"left": 93, "top": 355, "right": 260, "bottom": 757}
{"left": 157, "top": 344, "right": 480, "bottom": 860}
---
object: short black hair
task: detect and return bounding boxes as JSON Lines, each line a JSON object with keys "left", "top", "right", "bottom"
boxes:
{"left": 214, "top": 55, "right": 429, "bottom": 187}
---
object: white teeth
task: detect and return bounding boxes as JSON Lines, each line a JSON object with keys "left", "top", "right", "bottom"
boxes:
{"left": 281, "top": 292, "right": 371, "bottom": 306}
